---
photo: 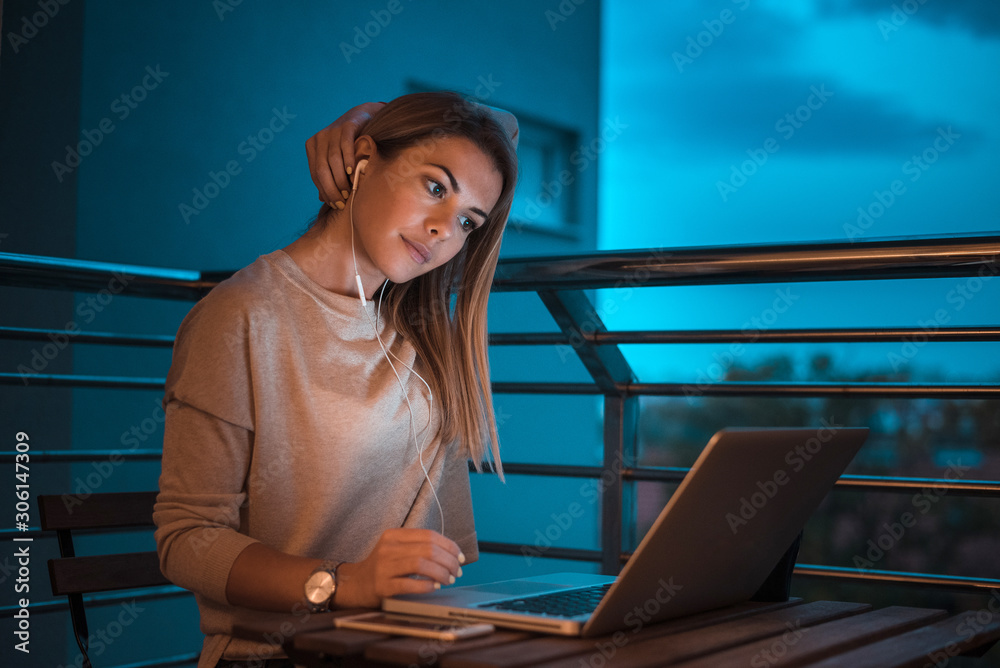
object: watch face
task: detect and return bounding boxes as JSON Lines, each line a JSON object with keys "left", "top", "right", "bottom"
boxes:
{"left": 305, "top": 571, "right": 335, "bottom": 604}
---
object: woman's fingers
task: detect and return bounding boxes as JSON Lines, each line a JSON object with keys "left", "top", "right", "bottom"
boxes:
{"left": 380, "top": 530, "right": 462, "bottom": 578}
{"left": 333, "top": 528, "right": 466, "bottom": 609}
{"left": 385, "top": 574, "right": 447, "bottom": 597}
{"left": 386, "top": 528, "right": 463, "bottom": 557}
{"left": 384, "top": 554, "right": 457, "bottom": 588}
{"left": 304, "top": 102, "right": 386, "bottom": 209}
{"left": 305, "top": 130, "right": 339, "bottom": 205}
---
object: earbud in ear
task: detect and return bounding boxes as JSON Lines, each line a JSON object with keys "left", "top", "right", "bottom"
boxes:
{"left": 351, "top": 159, "right": 369, "bottom": 192}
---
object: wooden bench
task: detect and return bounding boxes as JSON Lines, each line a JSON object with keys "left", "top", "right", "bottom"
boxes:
{"left": 37, "top": 491, "right": 183, "bottom": 668}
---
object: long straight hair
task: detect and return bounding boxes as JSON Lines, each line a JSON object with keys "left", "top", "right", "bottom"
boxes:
{"left": 315, "top": 92, "right": 518, "bottom": 477}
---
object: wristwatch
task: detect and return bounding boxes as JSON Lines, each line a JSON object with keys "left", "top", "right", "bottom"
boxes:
{"left": 304, "top": 560, "right": 342, "bottom": 613}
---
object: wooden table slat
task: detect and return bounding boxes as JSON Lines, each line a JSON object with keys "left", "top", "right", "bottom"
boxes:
{"left": 669, "top": 605, "right": 947, "bottom": 668}
{"left": 364, "top": 630, "right": 534, "bottom": 666}
{"left": 524, "top": 600, "right": 871, "bottom": 668}
{"left": 294, "top": 627, "right": 393, "bottom": 656}
{"left": 440, "top": 600, "right": 862, "bottom": 668}
{"left": 807, "top": 609, "right": 1000, "bottom": 668}
{"left": 434, "top": 599, "right": 801, "bottom": 668}
{"left": 231, "top": 609, "right": 367, "bottom": 645}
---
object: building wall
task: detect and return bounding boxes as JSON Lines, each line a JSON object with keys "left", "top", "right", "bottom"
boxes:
{"left": 1, "top": 1, "right": 602, "bottom": 662}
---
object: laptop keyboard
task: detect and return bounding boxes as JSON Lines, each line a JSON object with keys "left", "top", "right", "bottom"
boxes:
{"left": 478, "top": 582, "right": 613, "bottom": 618}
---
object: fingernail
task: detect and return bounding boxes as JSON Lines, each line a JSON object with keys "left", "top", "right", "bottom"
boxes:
{"left": 449, "top": 575, "right": 455, "bottom": 584}
{"left": 457, "top": 567, "right": 463, "bottom": 578}
{"left": 335, "top": 201, "right": 345, "bottom": 210}
{"left": 434, "top": 582, "right": 441, "bottom": 590}
{"left": 458, "top": 552, "right": 466, "bottom": 564}
{"left": 346, "top": 166, "right": 353, "bottom": 175}
{"left": 341, "top": 189, "right": 349, "bottom": 199}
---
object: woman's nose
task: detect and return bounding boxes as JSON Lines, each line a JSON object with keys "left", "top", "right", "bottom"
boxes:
{"left": 426, "top": 212, "right": 456, "bottom": 239}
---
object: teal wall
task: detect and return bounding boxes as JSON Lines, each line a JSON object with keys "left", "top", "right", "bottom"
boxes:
{"left": 2, "top": 0, "right": 602, "bottom": 663}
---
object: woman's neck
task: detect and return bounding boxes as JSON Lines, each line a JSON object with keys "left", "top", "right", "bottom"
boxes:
{"left": 281, "top": 209, "right": 384, "bottom": 299}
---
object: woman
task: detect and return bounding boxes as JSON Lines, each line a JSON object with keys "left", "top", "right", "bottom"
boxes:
{"left": 154, "top": 91, "right": 519, "bottom": 667}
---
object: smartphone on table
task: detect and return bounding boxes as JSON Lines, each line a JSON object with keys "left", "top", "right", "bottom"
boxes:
{"left": 333, "top": 611, "right": 494, "bottom": 641}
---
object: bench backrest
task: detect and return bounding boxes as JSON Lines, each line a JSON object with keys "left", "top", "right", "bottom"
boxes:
{"left": 38, "top": 491, "right": 171, "bottom": 668}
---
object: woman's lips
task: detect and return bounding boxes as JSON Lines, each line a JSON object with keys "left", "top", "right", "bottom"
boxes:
{"left": 402, "top": 237, "right": 430, "bottom": 264}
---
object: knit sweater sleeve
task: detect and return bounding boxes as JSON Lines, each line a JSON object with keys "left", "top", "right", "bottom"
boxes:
{"left": 153, "top": 284, "right": 261, "bottom": 605}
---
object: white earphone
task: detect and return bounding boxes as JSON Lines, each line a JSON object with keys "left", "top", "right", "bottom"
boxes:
{"left": 347, "top": 156, "right": 446, "bottom": 535}
{"left": 350, "top": 159, "right": 369, "bottom": 306}
{"left": 352, "top": 158, "right": 368, "bottom": 191}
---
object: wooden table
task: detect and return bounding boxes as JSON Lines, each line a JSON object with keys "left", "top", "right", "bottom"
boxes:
{"left": 234, "top": 597, "right": 1000, "bottom": 667}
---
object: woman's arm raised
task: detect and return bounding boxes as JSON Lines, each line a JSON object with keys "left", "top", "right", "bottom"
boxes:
{"left": 304, "top": 98, "right": 520, "bottom": 208}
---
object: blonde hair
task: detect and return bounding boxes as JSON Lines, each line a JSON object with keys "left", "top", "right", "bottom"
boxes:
{"left": 315, "top": 91, "right": 518, "bottom": 477}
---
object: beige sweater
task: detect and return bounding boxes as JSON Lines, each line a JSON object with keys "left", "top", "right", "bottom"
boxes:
{"left": 153, "top": 249, "right": 478, "bottom": 667}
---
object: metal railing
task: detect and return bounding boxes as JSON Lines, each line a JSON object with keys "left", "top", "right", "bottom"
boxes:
{"left": 3, "top": 232, "right": 1000, "bottom": 602}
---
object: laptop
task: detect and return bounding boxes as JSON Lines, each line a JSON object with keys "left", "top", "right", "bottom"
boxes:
{"left": 384, "top": 426, "right": 869, "bottom": 636}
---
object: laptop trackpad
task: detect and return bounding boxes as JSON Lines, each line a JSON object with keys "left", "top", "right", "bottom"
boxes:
{"left": 473, "top": 580, "right": 568, "bottom": 597}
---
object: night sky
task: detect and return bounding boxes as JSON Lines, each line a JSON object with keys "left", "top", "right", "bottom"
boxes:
{"left": 597, "top": 0, "right": 1000, "bottom": 383}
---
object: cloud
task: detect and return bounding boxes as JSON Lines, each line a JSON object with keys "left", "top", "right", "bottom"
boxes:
{"left": 648, "top": 73, "right": 979, "bottom": 157}
{"left": 819, "top": 0, "right": 1000, "bottom": 37}
{"left": 603, "top": 2, "right": 985, "bottom": 158}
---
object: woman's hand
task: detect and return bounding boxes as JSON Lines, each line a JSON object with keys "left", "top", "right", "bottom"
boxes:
{"left": 305, "top": 101, "right": 386, "bottom": 209}
{"left": 333, "top": 528, "right": 465, "bottom": 609}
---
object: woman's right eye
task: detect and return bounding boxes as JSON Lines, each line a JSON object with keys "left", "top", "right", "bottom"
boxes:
{"left": 426, "top": 179, "right": 446, "bottom": 197}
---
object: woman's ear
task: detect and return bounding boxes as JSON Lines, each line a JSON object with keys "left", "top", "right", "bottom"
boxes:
{"left": 353, "top": 134, "right": 376, "bottom": 168}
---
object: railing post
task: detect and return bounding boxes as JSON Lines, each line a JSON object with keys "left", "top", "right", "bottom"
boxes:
{"left": 603, "top": 394, "right": 638, "bottom": 574}
{"left": 538, "top": 289, "right": 637, "bottom": 575}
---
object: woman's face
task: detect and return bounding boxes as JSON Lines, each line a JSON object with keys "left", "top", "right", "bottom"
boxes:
{"left": 350, "top": 135, "right": 503, "bottom": 286}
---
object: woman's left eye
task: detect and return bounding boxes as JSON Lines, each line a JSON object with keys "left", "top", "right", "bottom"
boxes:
{"left": 460, "top": 216, "right": 476, "bottom": 232}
